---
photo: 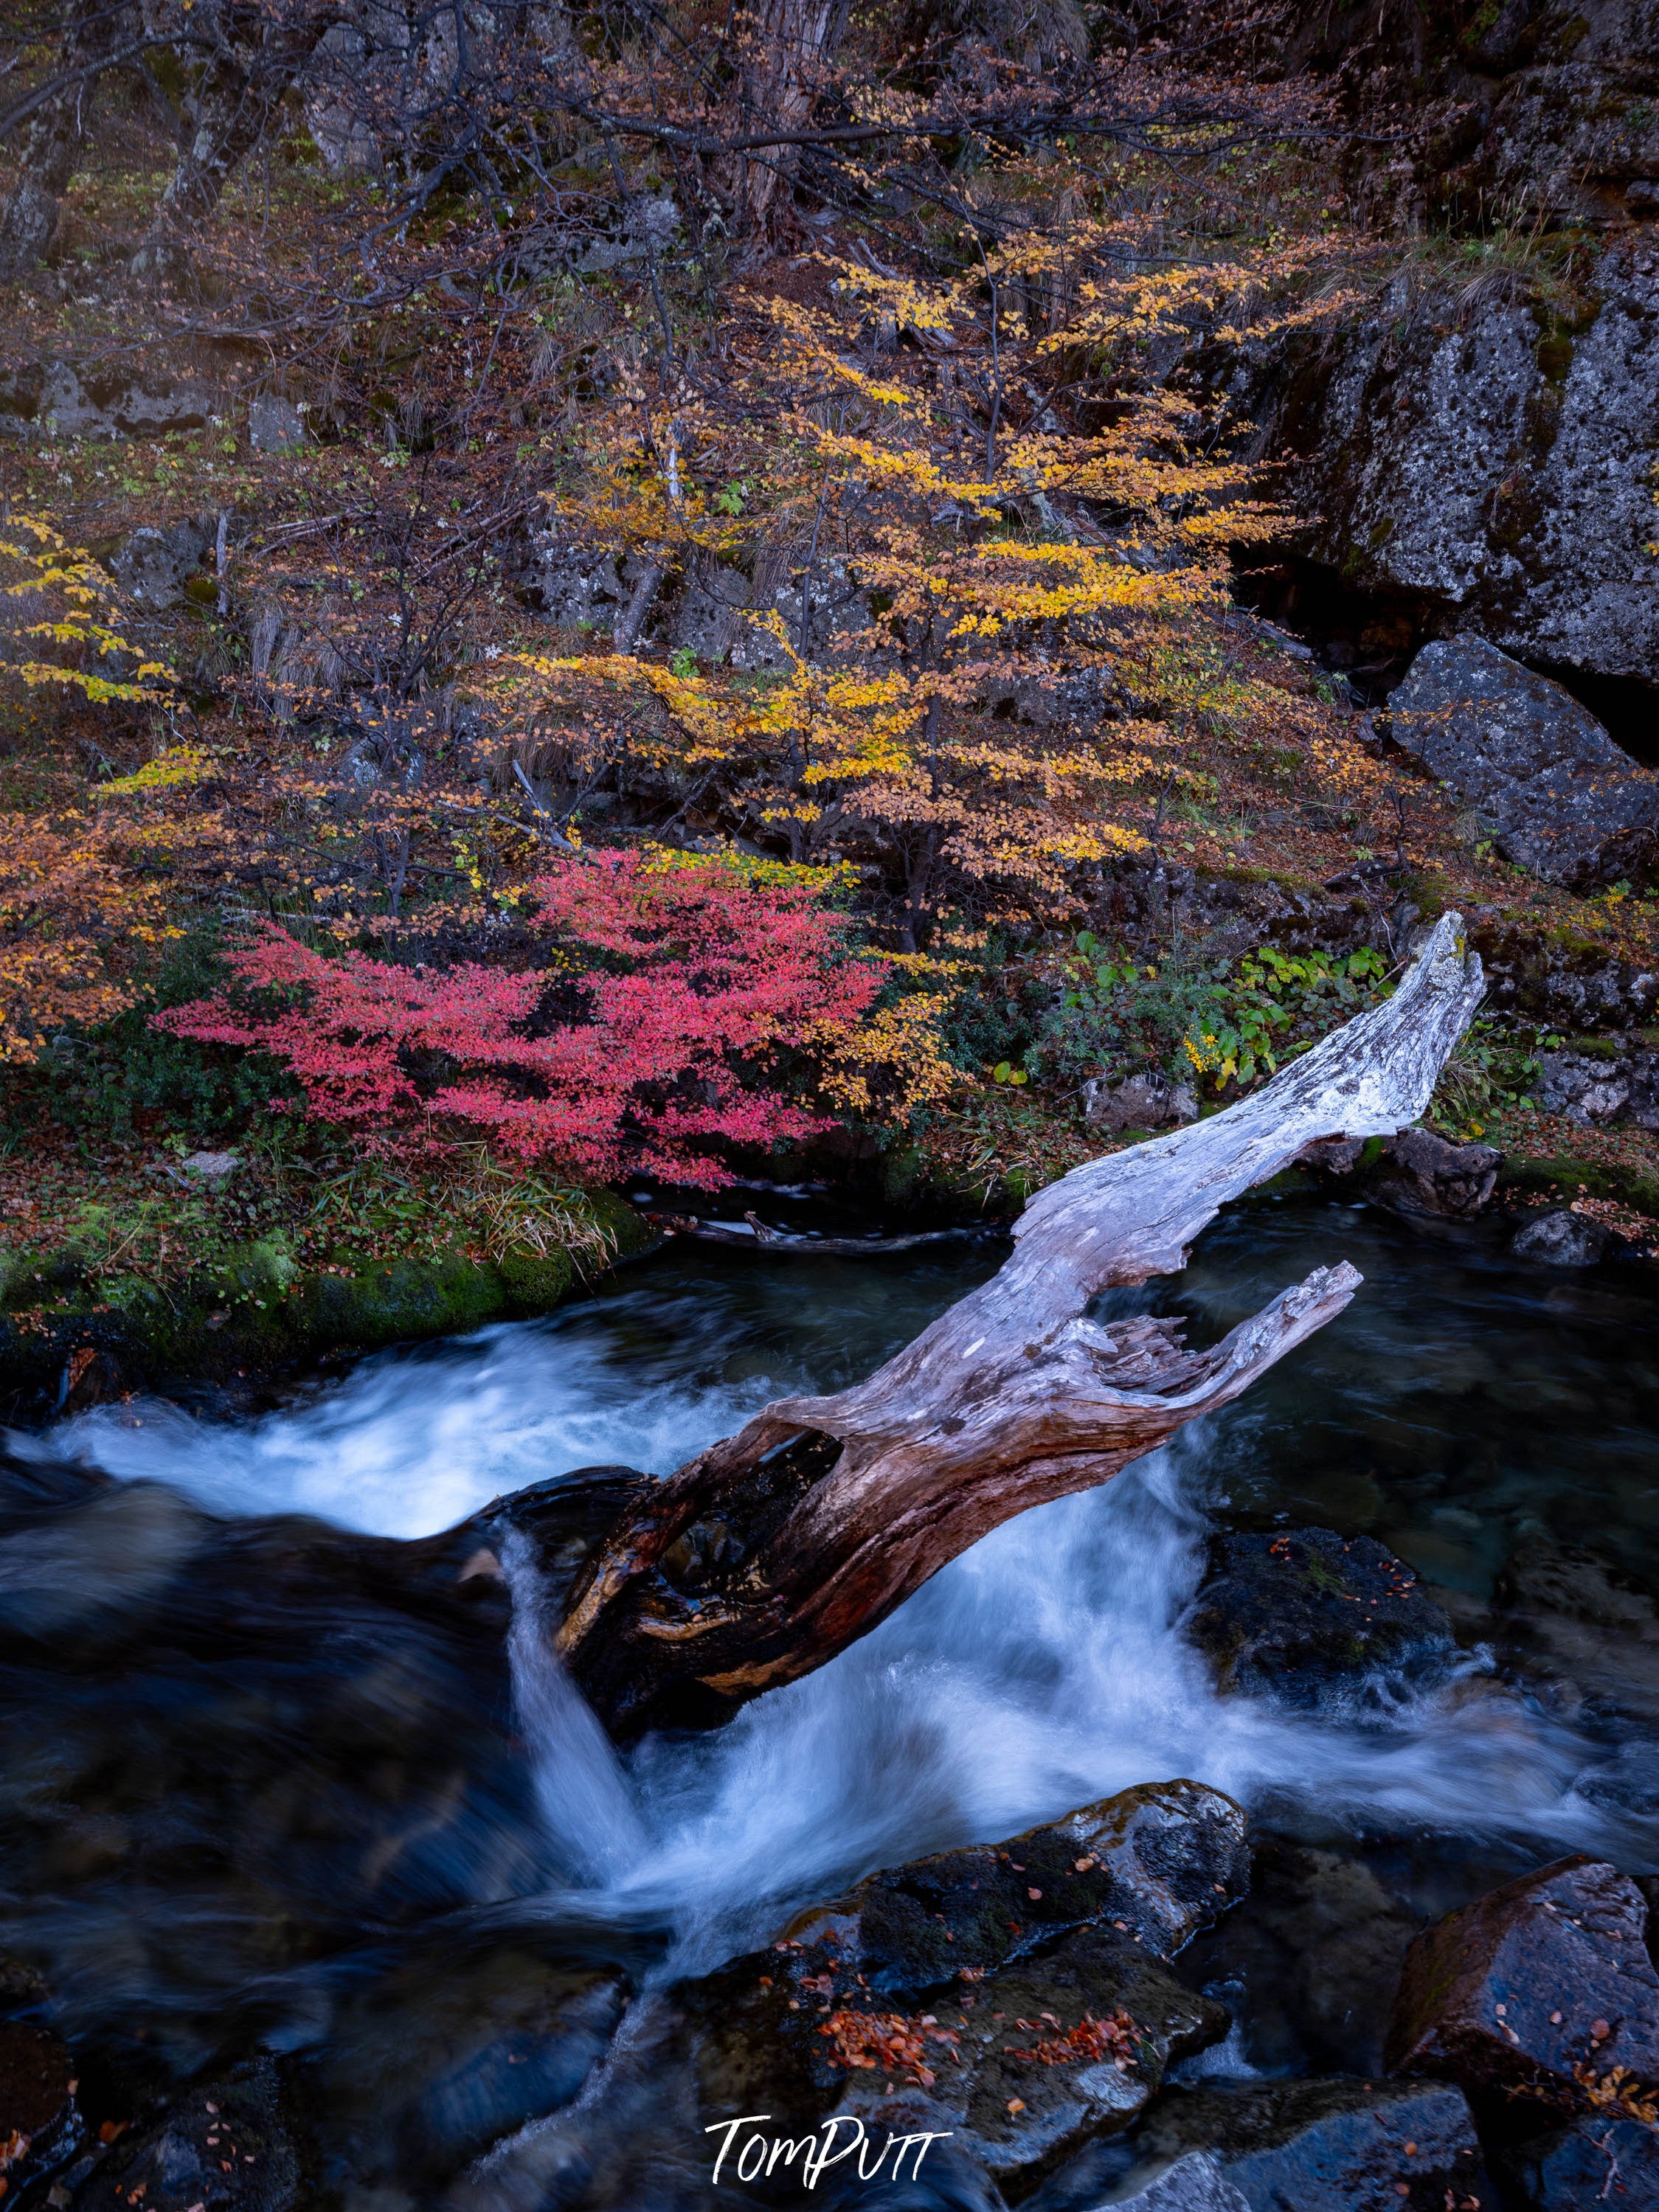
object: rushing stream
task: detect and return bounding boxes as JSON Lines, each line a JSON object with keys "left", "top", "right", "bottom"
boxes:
{"left": 4, "top": 1193, "right": 1659, "bottom": 2199}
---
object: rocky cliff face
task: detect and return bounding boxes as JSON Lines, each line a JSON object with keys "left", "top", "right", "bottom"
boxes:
{"left": 1234, "top": 240, "right": 1659, "bottom": 690}
{"left": 1177, "top": 0, "right": 1659, "bottom": 704}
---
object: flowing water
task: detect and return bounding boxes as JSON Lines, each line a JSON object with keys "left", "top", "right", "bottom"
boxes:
{"left": 4, "top": 1193, "right": 1659, "bottom": 2196}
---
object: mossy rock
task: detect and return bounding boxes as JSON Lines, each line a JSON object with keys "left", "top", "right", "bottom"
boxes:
{"left": 290, "top": 1253, "right": 510, "bottom": 1349}
{"left": 0, "top": 1188, "right": 664, "bottom": 1408}
{"left": 496, "top": 1247, "right": 578, "bottom": 1310}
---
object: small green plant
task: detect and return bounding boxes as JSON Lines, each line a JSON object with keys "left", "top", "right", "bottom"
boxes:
{"left": 1036, "top": 935, "right": 1390, "bottom": 1097}
{"left": 1427, "top": 1017, "right": 1539, "bottom": 1140}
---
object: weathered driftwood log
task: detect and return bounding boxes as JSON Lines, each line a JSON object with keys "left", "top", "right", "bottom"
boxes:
{"left": 558, "top": 912, "right": 1483, "bottom": 1736}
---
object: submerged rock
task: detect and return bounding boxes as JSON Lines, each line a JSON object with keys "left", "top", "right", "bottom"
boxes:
{"left": 1386, "top": 1856, "right": 1659, "bottom": 2115}
{"left": 1187, "top": 1528, "right": 1458, "bottom": 1710}
{"left": 1489, "top": 1537, "right": 1659, "bottom": 1729}
{"left": 1497, "top": 2111, "right": 1659, "bottom": 2210}
{"left": 71, "top": 2056, "right": 300, "bottom": 2211}
{"left": 1171, "top": 1837, "right": 1420, "bottom": 2076}
{"left": 1023, "top": 2076, "right": 1483, "bottom": 2212}
{"left": 1388, "top": 638, "right": 1659, "bottom": 890}
{"left": 1511, "top": 1207, "right": 1618, "bottom": 1266}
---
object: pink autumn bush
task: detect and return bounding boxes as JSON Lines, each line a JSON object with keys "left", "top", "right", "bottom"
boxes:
{"left": 156, "top": 853, "right": 883, "bottom": 1182}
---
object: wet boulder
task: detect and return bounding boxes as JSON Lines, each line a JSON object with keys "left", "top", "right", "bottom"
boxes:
{"left": 675, "top": 1782, "right": 1245, "bottom": 2191}
{"left": 686, "top": 1924, "right": 1227, "bottom": 2190}
{"left": 1023, "top": 2076, "right": 1483, "bottom": 2212}
{"left": 0, "top": 2017, "right": 83, "bottom": 2199}
{"left": 1388, "top": 638, "right": 1659, "bottom": 890}
{"left": 1187, "top": 1528, "right": 1458, "bottom": 1710}
{"left": 71, "top": 2056, "right": 300, "bottom": 2211}
{"left": 1511, "top": 1207, "right": 1618, "bottom": 1266}
{"left": 783, "top": 1780, "right": 1251, "bottom": 1997}
{"left": 1386, "top": 1856, "right": 1659, "bottom": 2115}
{"left": 1497, "top": 2111, "right": 1659, "bottom": 2209}
{"left": 1364, "top": 1127, "right": 1500, "bottom": 1221}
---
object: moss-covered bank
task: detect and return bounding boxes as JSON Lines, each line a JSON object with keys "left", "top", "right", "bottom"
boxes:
{"left": 0, "top": 1187, "right": 659, "bottom": 1416}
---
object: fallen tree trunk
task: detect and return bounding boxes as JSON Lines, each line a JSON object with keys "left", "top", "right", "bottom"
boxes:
{"left": 558, "top": 912, "right": 1483, "bottom": 1736}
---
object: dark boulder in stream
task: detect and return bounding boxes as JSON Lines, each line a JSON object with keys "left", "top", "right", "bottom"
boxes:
{"left": 0, "top": 2014, "right": 84, "bottom": 2199}
{"left": 1187, "top": 1528, "right": 1458, "bottom": 1710}
{"left": 69, "top": 2057, "right": 300, "bottom": 2212}
{"left": 673, "top": 1781, "right": 1246, "bottom": 2190}
{"left": 1511, "top": 1207, "right": 1620, "bottom": 1268}
{"left": 1364, "top": 1128, "right": 1501, "bottom": 1222}
{"left": 1497, "top": 2111, "right": 1659, "bottom": 2211}
{"left": 1023, "top": 2076, "right": 1483, "bottom": 2212}
{"left": 1387, "top": 1856, "right": 1659, "bottom": 2118}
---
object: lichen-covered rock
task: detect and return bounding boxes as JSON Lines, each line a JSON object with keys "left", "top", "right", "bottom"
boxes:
{"left": 1083, "top": 1069, "right": 1200, "bottom": 1134}
{"left": 1387, "top": 637, "right": 1659, "bottom": 887}
{"left": 1188, "top": 1527, "right": 1458, "bottom": 1709}
{"left": 1466, "top": 906, "right": 1659, "bottom": 1033}
{"left": 1240, "top": 238, "right": 1659, "bottom": 693}
{"left": 108, "top": 518, "right": 215, "bottom": 612}
{"left": 1511, "top": 1206, "right": 1618, "bottom": 1266}
{"left": 1386, "top": 1856, "right": 1659, "bottom": 2112}
{"left": 0, "top": 359, "right": 218, "bottom": 440}
{"left": 1024, "top": 2076, "right": 1483, "bottom": 2212}
{"left": 1538, "top": 1047, "right": 1659, "bottom": 1130}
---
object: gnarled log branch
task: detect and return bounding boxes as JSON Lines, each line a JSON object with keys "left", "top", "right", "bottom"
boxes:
{"left": 558, "top": 912, "right": 1483, "bottom": 1736}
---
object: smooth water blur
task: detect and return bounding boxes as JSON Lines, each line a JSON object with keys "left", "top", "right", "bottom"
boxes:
{"left": 49, "top": 1243, "right": 991, "bottom": 1538}
{"left": 5, "top": 1199, "right": 1659, "bottom": 2184}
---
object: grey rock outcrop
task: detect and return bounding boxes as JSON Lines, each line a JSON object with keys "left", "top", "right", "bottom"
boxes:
{"left": 1537, "top": 1046, "right": 1659, "bottom": 1128}
{"left": 1235, "top": 238, "right": 1659, "bottom": 693}
{"left": 0, "top": 359, "right": 217, "bottom": 440}
{"left": 248, "top": 395, "right": 309, "bottom": 454}
{"left": 1388, "top": 637, "right": 1659, "bottom": 887}
{"left": 1084, "top": 1069, "right": 1200, "bottom": 1134}
{"left": 108, "top": 519, "right": 215, "bottom": 611}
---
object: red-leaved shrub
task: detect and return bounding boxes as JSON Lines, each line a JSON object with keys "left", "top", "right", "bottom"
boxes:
{"left": 156, "top": 853, "right": 883, "bottom": 1182}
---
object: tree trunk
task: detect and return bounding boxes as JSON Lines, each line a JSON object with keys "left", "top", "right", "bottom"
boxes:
{"left": 0, "top": 0, "right": 123, "bottom": 277}
{"left": 557, "top": 912, "right": 1483, "bottom": 1738}
{"left": 730, "top": 0, "right": 848, "bottom": 234}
